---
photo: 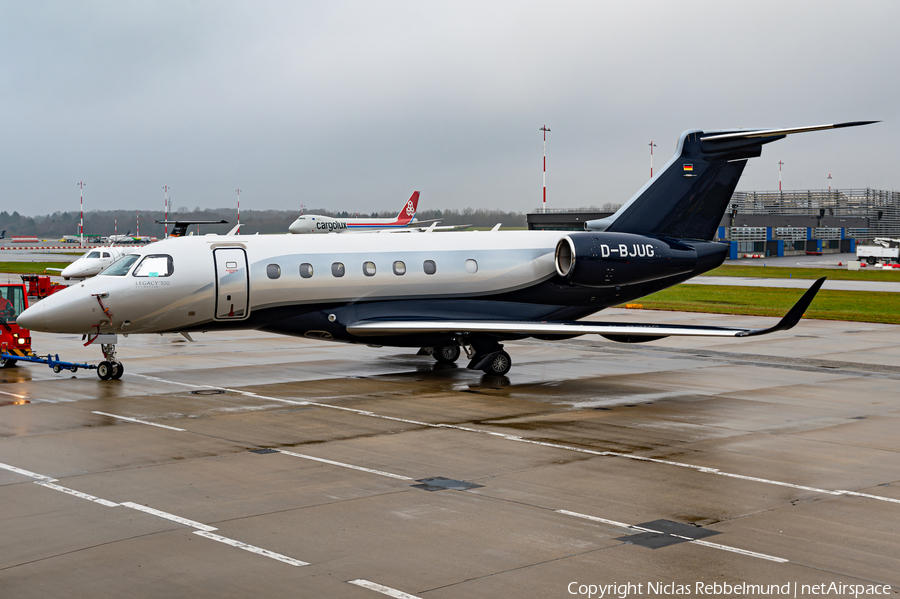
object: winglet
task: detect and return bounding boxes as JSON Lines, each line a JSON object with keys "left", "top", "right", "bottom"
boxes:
{"left": 743, "top": 277, "right": 826, "bottom": 336}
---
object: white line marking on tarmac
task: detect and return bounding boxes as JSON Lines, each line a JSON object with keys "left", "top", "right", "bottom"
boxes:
{"left": 555, "top": 510, "right": 788, "bottom": 563}
{"left": 130, "top": 373, "right": 309, "bottom": 405}
{"left": 277, "top": 450, "right": 413, "bottom": 481}
{"left": 0, "top": 389, "right": 28, "bottom": 399}
{"left": 92, "top": 411, "right": 186, "bottom": 431}
{"left": 348, "top": 579, "right": 423, "bottom": 599}
{"left": 120, "top": 502, "right": 218, "bottom": 532}
{"left": 132, "top": 375, "right": 900, "bottom": 506}
{"left": 193, "top": 531, "right": 308, "bottom": 566}
{"left": 36, "top": 481, "right": 119, "bottom": 506}
{"left": 0, "top": 461, "right": 57, "bottom": 482}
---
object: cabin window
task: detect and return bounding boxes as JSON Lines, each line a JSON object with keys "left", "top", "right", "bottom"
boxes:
{"left": 423, "top": 260, "right": 436, "bottom": 275}
{"left": 132, "top": 254, "right": 174, "bottom": 278}
{"left": 465, "top": 259, "right": 478, "bottom": 273}
{"left": 266, "top": 264, "right": 281, "bottom": 279}
{"left": 100, "top": 254, "right": 140, "bottom": 276}
{"left": 392, "top": 261, "right": 406, "bottom": 275}
{"left": 363, "top": 261, "right": 376, "bottom": 276}
{"left": 332, "top": 262, "right": 345, "bottom": 277}
{"left": 299, "top": 263, "right": 314, "bottom": 278}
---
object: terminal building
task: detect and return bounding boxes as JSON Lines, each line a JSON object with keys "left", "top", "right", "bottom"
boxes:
{"left": 527, "top": 188, "right": 900, "bottom": 259}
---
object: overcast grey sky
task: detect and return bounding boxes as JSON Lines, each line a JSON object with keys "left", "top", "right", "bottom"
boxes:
{"left": 2, "top": 1, "right": 897, "bottom": 217}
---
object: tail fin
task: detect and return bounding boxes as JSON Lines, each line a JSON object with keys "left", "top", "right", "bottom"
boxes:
{"left": 587, "top": 121, "right": 876, "bottom": 241}
{"left": 0, "top": 230, "right": 5, "bottom": 239}
{"left": 396, "top": 191, "right": 419, "bottom": 225}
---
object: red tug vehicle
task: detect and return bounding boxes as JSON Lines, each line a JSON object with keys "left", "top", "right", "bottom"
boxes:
{"left": 0, "top": 282, "right": 34, "bottom": 367}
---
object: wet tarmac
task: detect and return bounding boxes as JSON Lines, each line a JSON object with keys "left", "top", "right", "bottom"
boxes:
{"left": 2, "top": 312, "right": 900, "bottom": 598}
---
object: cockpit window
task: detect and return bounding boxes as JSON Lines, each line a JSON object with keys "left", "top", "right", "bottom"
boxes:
{"left": 133, "top": 254, "right": 174, "bottom": 278}
{"left": 0, "top": 286, "right": 25, "bottom": 323}
{"left": 86, "top": 251, "right": 101, "bottom": 259}
{"left": 100, "top": 254, "right": 140, "bottom": 276}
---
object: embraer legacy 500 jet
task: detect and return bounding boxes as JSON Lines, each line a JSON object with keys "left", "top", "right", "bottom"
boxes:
{"left": 16, "top": 122, "right": 874, "bottom": 380}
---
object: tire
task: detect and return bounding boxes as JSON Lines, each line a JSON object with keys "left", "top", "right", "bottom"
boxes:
{"left": 435, "top": 344, "right": 461, "bottom": 363}
{"left": 97, "top": 361, "right": 113, "bottom": 380}
{"left": 71, "top": 365, "right": 78, "bottom": 373}
{"left": 52, "top": 365, "right": 62, "bottom": 373}
{"left": 111, "top": 362, "right": 124, "bottom": 380}
{"left": 867, "top": 257, "right": 876, "bottom": 265}
{"left": 481, "top": 351, "right": 512, "bottom": 375}
{"left": 0, "top": 357, "right": 17, "bottom": 368}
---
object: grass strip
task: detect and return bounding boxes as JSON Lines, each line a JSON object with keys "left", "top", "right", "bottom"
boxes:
{"left": 621, "top": 284, "right": 900, "bottom": 325}
{"left": 0, "top": 262, "right": 72, "bottom": 275}
{"left": 709, "top": 264, "right": 900, "bottom": 282}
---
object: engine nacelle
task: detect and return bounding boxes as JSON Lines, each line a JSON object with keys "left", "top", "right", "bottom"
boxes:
{"left": 555, "top": 232, "right": 698, "bottom": 288}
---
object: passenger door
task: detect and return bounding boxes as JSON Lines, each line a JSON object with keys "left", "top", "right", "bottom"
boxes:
{"left": 213, "top": 248, "right": 249, "bottom": 320}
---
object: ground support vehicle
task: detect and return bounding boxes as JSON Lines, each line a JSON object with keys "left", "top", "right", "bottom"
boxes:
{"left": 856, "top": 238, "right": 900, "bottom": 265}
{"left": 21, "top": 275, "right": 67, "bottom": 300}
{"left": 0, "top": 283, "right": 34, "bottom": 367}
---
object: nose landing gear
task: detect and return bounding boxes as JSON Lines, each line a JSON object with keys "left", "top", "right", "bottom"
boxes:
{"left": 97, "top": 340, "right": 124, "bottom": 380}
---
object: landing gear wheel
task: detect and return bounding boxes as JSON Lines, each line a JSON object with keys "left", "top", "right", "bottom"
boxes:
{"left": 434, "top": 344, "right": 461, "bottom": 363}
{"left": 97, "top": 361, "right": 113, "bottom": 380}
{"left": 482, "top": 351, "right": 511, "bottom": 375}
{"left": 111, "top": 362, "right": 124, "bottom": 380}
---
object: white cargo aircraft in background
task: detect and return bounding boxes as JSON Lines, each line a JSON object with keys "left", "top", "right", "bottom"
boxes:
{"left": 288, "top": 191, "right": 428, "bottom": 234}
{"left": 15, "top": 122, "right": 874, "bottom": 380}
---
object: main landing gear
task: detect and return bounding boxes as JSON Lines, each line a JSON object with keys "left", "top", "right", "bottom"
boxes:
{"left": 425, "top": 339, "right": 513, "bottom": 376}
{"left": 97, "top": 341, "right": 124, "bottom": 381}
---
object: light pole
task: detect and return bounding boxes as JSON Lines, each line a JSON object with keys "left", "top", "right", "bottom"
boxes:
{"left": 778, "top": 160, "right": 784, "bottom": 192}
{"left": 827, "top": 173, "right": 832, "bottom": 192}
{"left": 540, "top": 125, "right": 550, "bottom": 210}
{"left": 649, "top": 141, "right": 657, "bottom": 178}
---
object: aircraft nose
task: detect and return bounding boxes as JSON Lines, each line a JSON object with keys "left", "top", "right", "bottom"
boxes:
{"left": 18, "top": 289, "right": 102, "bottom": 334}
{"left": 17, "top": 302, "right": 45, "bottom": 331}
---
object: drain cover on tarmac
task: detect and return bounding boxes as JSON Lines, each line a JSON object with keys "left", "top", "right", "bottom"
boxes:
{"left": 412, "top": 477, "right": 484, "bottom": 492}
{"left": 191, "top": 389, "right": 226, "bottom": 395}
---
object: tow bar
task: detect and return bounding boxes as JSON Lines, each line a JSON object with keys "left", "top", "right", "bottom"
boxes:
{"left": 0, "top": 352, "right": 97, "bottom": 374}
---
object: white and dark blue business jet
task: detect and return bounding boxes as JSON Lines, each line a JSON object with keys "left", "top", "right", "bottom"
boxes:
{"left": 16, "top": 121, "right": 874, "bottom": 380}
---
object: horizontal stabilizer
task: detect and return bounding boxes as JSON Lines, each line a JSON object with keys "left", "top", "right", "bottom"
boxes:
{"left": 347, "top": 278, "right": 826, "bottom": 340}
{"left": 700, "top": 121, "right": 878, "bottom": 142}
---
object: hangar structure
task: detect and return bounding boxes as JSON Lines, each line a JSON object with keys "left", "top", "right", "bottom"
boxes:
{"left": 528, "top": 188, "right": 900, "bottom": 259}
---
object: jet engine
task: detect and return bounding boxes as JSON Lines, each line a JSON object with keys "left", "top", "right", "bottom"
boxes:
{"left": 554, "top": 232, "right": 700, "bottom": 288}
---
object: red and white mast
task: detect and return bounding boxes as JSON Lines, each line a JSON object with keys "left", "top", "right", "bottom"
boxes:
{"left": 77, "top": 180, "right": 85, "bottom": 247}
{"left": 136, "top": 210, "right": 140, "bottom": 237}
{"left": 540, "top": 125, "right": 550, "bottom": 209}
{"left": 649, "top": 141, "right": 657, "bottom": 178}
{"left": 778, "top": 160, "right": 784, "bottom": 191}
{"left": 163, "top": 184, "right": 169, "bottom": 238}
{"left": 236, "top": 187, "right": 241, "bottom": 232}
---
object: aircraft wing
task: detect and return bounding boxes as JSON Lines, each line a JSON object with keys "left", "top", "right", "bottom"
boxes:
{"left": 44, "top": 268, "right": 64, "bottom": 272}
{"left": 347, "top": 278, "right": 825, "bottom": 341}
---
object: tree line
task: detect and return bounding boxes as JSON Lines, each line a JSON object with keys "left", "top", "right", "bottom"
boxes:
{"left": 1, "top": 203, "right": 622, "bottom": 238}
